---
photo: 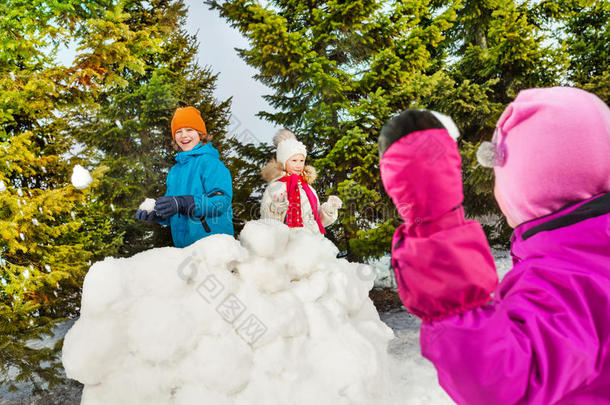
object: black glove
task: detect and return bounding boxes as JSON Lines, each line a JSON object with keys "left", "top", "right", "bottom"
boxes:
{"left": 135, "top": 209, "right": 165, "bottom": 223}
{"left": 154, "top": 195, "right": 195, "bottom": 219}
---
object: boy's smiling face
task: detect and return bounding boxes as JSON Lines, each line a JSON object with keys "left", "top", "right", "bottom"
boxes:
{"left": 174, "top": 127, "right": 201, "bottom": 151}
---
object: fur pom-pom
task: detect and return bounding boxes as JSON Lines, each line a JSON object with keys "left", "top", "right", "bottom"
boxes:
{"left": 477, "top": 141, "right": 498, "bottom": 168}
{"left": 273, "top": 129, "right": 297, "bottom": 147}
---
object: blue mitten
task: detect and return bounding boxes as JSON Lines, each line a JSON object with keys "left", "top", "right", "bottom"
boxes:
{"left": 135, "top": 209, "right": 165, "bottom": 223}
{"left": 154, "top": 195, "right": 195, "bottom": 218}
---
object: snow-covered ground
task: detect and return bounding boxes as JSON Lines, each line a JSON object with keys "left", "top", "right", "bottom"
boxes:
{"left": 1, "top": 235, "right": 513, "bottom": 405}
{"left": 3, "top": 313, "right": 450, "bottom": 405}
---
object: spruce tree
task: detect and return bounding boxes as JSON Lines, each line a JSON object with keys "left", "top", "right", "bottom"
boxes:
{"left": 559, "top": 0, "right": 609, "bottom": 102}
{"left": 207, "top": 0, "right": 464, "bottom": 260}
{"left": 439, "top": 0, "right": 568, "bottom": 244}
{"left": 209, "top": 0, "right": 593, "bottom": 257}
{"left": 0, "top": 0, "right": 180, "bottom": 391}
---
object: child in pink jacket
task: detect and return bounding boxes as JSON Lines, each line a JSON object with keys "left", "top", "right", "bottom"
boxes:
{"left": 378, "top": 87, "right": 610, "bottom": 404}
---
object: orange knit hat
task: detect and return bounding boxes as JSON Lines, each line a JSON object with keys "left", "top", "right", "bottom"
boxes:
{"left": 171, "top": 106, "right": 207, "bottom": 139}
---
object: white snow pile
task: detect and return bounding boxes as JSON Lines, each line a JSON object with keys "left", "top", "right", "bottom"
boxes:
{"left": 62, "top": 219, "right": 395, "bottom": 405}
{"left": 138, "top": 198, "right": 156, "bottom": 213}
{"left": 71, "top": 165, "right": 93, "bottom": 190}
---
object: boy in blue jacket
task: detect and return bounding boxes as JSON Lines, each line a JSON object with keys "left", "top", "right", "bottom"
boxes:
{"left": 135, "top": 106, "right": 234, "bottom": 247}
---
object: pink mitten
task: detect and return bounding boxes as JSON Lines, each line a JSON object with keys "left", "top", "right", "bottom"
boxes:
{"left": 270, "top": 192, "right": 289, "bottom": 214}
{"left": 379, "top": 110, "right": 463, "bottom": 228}
{"left": 378, "top": 109, "right": 497, "bottom": 321}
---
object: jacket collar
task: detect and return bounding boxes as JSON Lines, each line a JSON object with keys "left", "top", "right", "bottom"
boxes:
{"left": 510, "top": 192, "right": 610, "bottom": 262}
{"left": 513, "top": 192, "right": 609, "bottom": 242}
{"left": 175, "top": 142, "right": 218, "bottom": 164}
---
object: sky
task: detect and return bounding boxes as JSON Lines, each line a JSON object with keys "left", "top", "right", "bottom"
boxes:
{"left": 54, "top": 1, "right": 278, "bottom": 146}
{"left": 184, "top": 0, "right": 278, "bottom": 145}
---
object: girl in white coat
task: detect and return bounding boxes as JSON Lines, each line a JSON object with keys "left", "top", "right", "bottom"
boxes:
{"left": 260, "top": 130, "right": 342, "bottom": 234}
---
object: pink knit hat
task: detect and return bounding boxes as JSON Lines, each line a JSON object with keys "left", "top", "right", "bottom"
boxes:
{"left": 484, "top": 87, "right": 610, "bottom": 227}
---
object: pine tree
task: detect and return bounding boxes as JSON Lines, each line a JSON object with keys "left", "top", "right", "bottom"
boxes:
{"left": 209, "top": 0, "right": 591, "bottom": 257}
{"left": 438, "top": 0, "right": 568, "bottom": 244}
{"left": 207, "top": 0, "right": 464, "bottom": 260}
{"left": 0, "top": 0, "right": 176, "bottom": 391}
{"left": 225, "top": 139, "right": 274, "bottom": 234}
{"left": 559, "top": 0, "right": 609, "bottom": 102}
{"left": 66, "top": 1, "right": 232, "bottom": 257}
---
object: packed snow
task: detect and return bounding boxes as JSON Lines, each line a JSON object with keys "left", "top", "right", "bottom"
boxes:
{"left": 138, "top": 198, "right": 156, "bottom": 213}
{"left": 62, "top": 219, "right": 396, "bottom": 405}
{"left": 71, "top": 165, "right": 93, "bottom": 190}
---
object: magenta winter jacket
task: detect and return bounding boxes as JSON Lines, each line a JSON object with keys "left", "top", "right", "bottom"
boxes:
{"left": 394, "top": 193, "right": 610, "bottom": 404}
{"left": 379, "top": 101, "right": 610, "bottom": 405}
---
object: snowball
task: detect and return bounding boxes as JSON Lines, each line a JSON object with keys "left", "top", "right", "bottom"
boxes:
{"left": 71, "top": 164, "right": 93, "bottom": 189}
{"left": 0, "top": 180, "right": 5, "bottom": 192}
{"left": 185, "top": 232, "right": 248, "bottom": 273}
{"left": 80, "top": 259, "right": 127, "bottom": 317}
{"left": 138, "top": 198, "right": 156, "bottom": 213}
{"left": 239, "top": 219, "right": 290, "bottom": 258}
{"left": 62, "top": 220, "right": 393, "bottom": 404}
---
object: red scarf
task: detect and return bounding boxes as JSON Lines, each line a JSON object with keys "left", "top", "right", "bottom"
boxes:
{"left": 278, "top": 174, "right": 326, "bottom": 234}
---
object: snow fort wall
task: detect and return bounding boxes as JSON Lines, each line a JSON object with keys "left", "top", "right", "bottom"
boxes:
{"left": 62, "top": 219, "right": 394, "bottom": 405}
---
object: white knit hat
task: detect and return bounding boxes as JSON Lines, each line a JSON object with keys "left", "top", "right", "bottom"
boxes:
{"left": 274, "top": 129, "right": 307, "bottom": 166}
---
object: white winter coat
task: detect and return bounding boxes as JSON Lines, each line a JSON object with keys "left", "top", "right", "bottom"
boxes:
{"left": 260, "top": 160, "right": 338, "bottom": 234}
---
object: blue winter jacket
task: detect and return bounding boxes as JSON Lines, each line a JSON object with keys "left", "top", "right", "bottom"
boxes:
{"left": 161, "top": 142, "right": 234, "bottom": 247}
